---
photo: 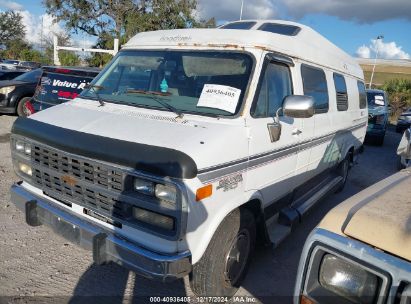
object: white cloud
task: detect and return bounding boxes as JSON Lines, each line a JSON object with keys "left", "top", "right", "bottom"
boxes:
{"left": 197, "top": 0, "right": 278, "bottom": 22}
{"left": 0, "top": 0, "right": 22, "bottom": 10}
{"left": 356, "top": 45, "right": 371, "bottom": 58}
{"left": 20, "top": 11, "right": 66, "bottom": 46}
{"left": 356, "top": 39, "right": 410, "bottom": 59}
{"left": 285, "top": 0, "right": 411, "bottom": 23}
{"left": 197, "top": 0, "right": 411, "bottom": 23}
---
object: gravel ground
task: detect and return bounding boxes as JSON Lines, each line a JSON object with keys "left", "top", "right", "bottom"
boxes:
{"left": 0, "top": 114, "right": 403, "bottom": 303}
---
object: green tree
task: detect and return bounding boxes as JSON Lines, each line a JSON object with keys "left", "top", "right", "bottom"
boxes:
{"left": 0, "top": 11, "right": 26, "bottom": 47}
{"left": 59, "top": 51, "right": 80, "bottom": 66}
{"left": 124, "top": 0, "right": 198, "bottom": 39}
{"left": 43, "top": 0, "right": 139, "bottom": 39}
{"left": 2, "top": 39, "right": 31, "bottom": 60}
{"left": 382, "top": 79, "right": 411, "bottom": 118}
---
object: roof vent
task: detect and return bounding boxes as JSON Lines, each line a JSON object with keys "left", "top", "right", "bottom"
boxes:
{"left": 258, "top": 23, "right": 301, "bottom": 36}
{"left": 220, "top": 21, "right": 257, "bottom": 30}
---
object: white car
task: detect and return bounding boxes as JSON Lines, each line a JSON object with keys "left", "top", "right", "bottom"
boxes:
{"left": 10, "top": 20, "right": 367, "bottom": 296}
{"left": 397, "top": 127, "right": 411, "bottom": 169}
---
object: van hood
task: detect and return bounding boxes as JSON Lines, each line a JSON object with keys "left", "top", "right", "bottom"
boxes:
{"left": 318, "top": 170, "right": 411, "bottom": 261}
{"left": 13, "top": 98, "right": 248, "bottom": 179}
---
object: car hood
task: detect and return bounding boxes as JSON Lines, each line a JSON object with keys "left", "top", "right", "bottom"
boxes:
{"left": 318, "top": 170, "right": 411, "bottom": 261}
{"left": 0, "top": 80, "right": 33, "bottom": 88}
{"left": 18, "top": 98, "right": 248, "bottom": 177}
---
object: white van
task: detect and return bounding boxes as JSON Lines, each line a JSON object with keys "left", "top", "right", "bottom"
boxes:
{"left": 10, "top": 20, "right": 367, "bottom": 296}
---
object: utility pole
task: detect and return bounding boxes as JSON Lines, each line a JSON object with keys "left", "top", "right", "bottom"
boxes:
{"left": 240, "top": 0, "right": 244, "bottom": 20}
{"left": 369, "top": 35, "right": 384, "bottom": 89}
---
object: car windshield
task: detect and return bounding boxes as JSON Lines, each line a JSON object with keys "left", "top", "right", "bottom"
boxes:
{"left": 80, "top": 50, "right": 253, "bottom": 117}
{"left": 14, "top": 68, "right": 42, "bottom": 82}
{"left": 367, "top": 92, "right": 386, "bottom": 106}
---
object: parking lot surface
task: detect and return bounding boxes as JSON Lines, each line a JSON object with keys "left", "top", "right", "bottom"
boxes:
{"left": 0, "top": 115, "right": 403, "bottom": 303}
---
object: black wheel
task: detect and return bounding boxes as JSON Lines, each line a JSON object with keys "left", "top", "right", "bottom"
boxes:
{"left": 190, "top": 208, "right": 256, "bottom": 297}
{"left": 397, "top": 156, "right": 410, "bottom": 170}
{"left": 16, "top": 97, "right": 32, "bottom": 117}
{"left": 335, "top": 155, "right": 350, "bottom": 193}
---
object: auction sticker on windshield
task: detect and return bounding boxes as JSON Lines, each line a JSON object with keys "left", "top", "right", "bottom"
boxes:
{"left": 197, "top": 84, "right": 241, "bottom": 114}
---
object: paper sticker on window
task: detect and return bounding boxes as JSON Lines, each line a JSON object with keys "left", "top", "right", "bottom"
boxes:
{"left": 197, "top": 84, "right": 241, "bottom": 113}
{"left": 374, "top": 95, "right": 385, "bottom": 106}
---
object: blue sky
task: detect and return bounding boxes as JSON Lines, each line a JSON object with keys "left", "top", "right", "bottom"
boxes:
{"left": 1, "top": 0, "right": 410, "bottom": 59}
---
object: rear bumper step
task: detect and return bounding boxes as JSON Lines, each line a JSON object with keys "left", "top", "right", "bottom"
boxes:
{"left": 10, "top": 183, "right": 192, "bottom": 282}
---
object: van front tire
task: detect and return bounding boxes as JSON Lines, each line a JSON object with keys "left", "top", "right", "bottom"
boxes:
{"left": 189, "top": 208, "right": 255, "bottom": 297}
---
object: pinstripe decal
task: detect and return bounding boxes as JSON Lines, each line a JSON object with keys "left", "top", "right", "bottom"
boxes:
{"left": 197, "top": 122, "right": 366, "bottom": 183}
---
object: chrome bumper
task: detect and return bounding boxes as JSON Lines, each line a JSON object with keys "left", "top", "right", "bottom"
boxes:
{"left": 10, "top": 183, "right": 192, "bottom": 282}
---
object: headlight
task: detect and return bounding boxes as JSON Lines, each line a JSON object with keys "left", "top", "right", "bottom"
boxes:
{"left": 319, "top": 254, "right": 378, "bottom": 304}
{"left": 132, "top": 207, "right": 175, "bottom": 231}
{"left": 0, "top": 86, "right": 15, "bottom": 95}
{"left": 133, "top": 178, "right": 155, "bottom": 196}
{"left": 155, "top": 184, "right": 177, "bottom": 204}
{"left": 14, "top": 139, "right": 32, "bottom": 156}
{"left": 17, "top": 161, "right": 32, "bottom": 177}
{"left": 133, "top": 177, "right": 177, "bottom": 205}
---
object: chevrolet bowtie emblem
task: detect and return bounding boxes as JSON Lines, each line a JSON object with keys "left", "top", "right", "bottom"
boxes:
{"left": 61, "top": 175, "right": 78, "bottom": 187}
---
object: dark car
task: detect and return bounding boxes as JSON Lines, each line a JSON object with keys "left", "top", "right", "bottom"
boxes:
{"left": 396, "top": 107, "right": 411, "bottom": 133}
{"left": 0, "top": 68, "right": 42, "bottom": 116}
{"left": 27, "top": 66, "right": 100, "bottom": 115}
{"left": 366, "top": 89, "right": 389, "bottom": 145}
{"left": 18, "top": 61, "right": 41, "bottom": 70}
{"left": 0, "top": 70, "right": 25, "bottom": 81}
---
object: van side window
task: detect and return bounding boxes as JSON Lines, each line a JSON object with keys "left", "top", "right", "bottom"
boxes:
{"left": 333, "top": 73, "right": 348, "bottom": 111}
{"left": 357, "top": 81, "right": 367, "bottom": 109}
{"left": 301, "top": 65, "right": 329, "bottom": 113}
{"left": 251, "top": 63, "right": 292, "bottom": 118}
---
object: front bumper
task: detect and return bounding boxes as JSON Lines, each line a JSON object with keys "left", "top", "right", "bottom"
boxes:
{"left": 0, "top": 94, "right": 14, "bottom": 113}
{"left": 10, "top": 183, "right": 192, "bottom": 282}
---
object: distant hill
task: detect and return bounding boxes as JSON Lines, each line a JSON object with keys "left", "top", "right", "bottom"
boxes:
{"left": 357, "top": 58, "right": 411, "bottom": 87}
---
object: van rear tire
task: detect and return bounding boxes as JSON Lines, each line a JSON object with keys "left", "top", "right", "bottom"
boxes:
{"left": 335, "top": 155, "right": 350, "bottom": 193}
{"left": 189, "top": 208, "right": 255, "bottom": 297}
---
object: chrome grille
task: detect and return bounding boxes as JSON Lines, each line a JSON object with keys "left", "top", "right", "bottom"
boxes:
{"left": 33, "top": 168, "right": 130, "bottom": 219}
{"left": 31, "top": 143, "right": 130, "bottom": 220}
{"left": 32, "top": 144, "right": 124, "bottom": 191}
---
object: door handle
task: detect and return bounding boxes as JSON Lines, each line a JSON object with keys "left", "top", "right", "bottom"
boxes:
{"left": 292, "top": 129, "right": 302, "bottom": 135}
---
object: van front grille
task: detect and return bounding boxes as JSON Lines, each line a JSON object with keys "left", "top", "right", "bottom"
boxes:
{"left": 32, "top": 144, "right": 124, "bottom": 192}
{"left": 33, "top": 168, "right": 131, "bottom": 219}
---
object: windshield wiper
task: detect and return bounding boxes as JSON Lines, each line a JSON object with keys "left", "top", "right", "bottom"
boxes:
{"left": 85, "top": 84, "right": 105, "bottom": 106}
{"left": 125, "top": 89, "right": 183, "bottom": 118}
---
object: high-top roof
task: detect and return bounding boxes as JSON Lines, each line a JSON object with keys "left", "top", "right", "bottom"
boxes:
{"left": 123, "top": 20, "right": 363, "bottom": 79}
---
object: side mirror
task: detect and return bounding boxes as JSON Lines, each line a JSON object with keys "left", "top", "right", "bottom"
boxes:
{"left": 283, "top": 95, "right": 315, "bottom": 118}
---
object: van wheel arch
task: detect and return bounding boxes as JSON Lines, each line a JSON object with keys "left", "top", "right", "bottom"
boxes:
{"left": 240, "top": 199, "right": 270, "bottom": 246}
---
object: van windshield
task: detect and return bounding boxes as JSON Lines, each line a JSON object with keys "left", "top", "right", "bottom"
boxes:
{"left": 367, "top": 92, "right": 386, "bottom": 106}
{"left": 80, "top": 50, "right": 253, "bottom": 117}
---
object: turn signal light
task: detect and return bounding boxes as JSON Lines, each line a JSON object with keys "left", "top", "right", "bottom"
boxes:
{"left": 196, "top": 184, "right": 212, "bottom": 201}
{"left": 300, "top": 295, "right": 315, "bottom": 304}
